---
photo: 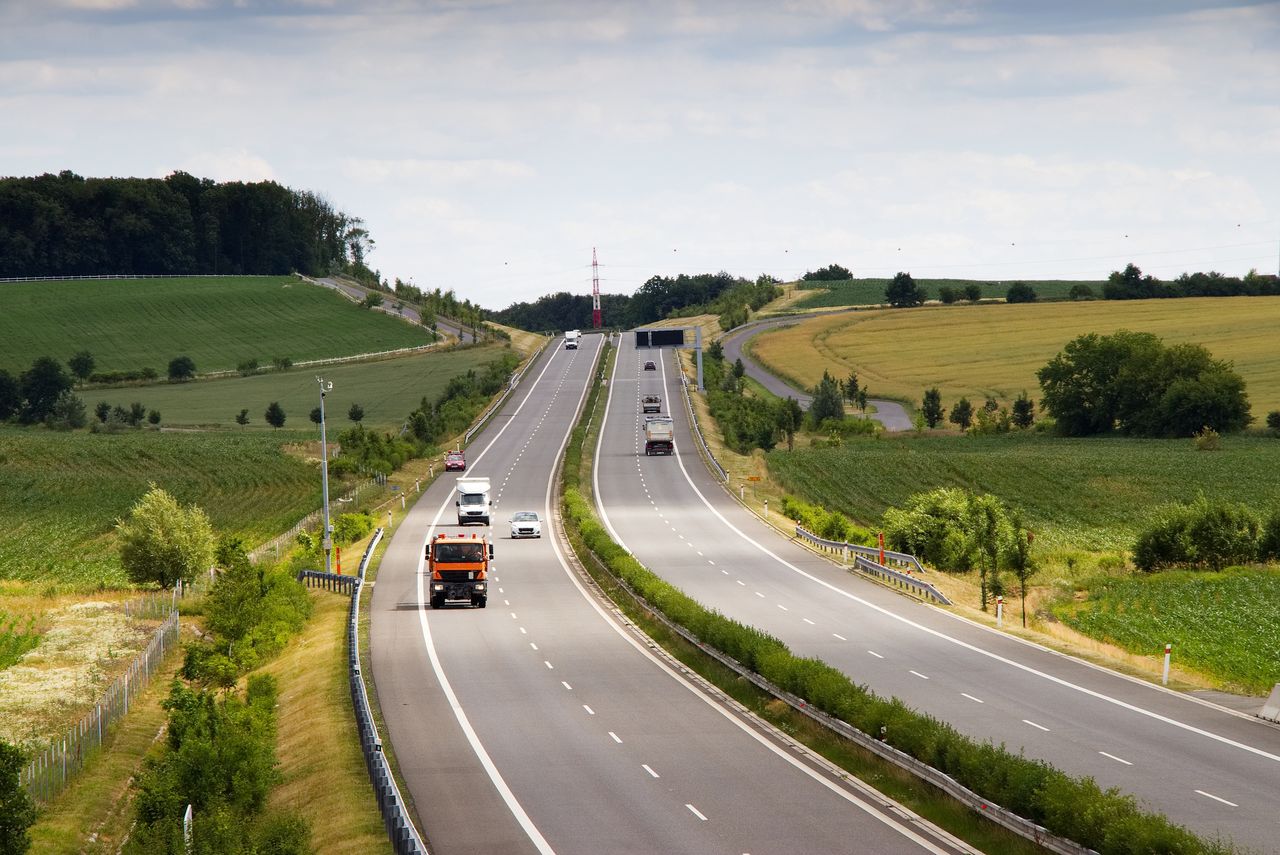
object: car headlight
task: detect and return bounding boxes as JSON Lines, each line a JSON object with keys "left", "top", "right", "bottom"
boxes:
{"left": 474, "top": 583, "right": 486, "bottom": 591}
{"left": 433, "top": 584, "right": 444, "bottom": 591}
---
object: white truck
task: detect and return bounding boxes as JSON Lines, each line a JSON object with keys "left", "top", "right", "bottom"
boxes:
{"left": 455, "top": 477, "right": 492, "bottom": 526}
{"left": 643, "top": 417, "right": 675, "bottom": 455}
{"left": 564, "top": 329, "right": 580, "bottom": 350}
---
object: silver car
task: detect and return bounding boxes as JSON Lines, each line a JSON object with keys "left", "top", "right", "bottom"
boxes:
{"left": 509, "top": 511, "right": 542, "bottom": 539}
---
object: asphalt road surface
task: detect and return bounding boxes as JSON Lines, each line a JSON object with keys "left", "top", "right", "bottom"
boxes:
{"left": 369, "top": 334, "right": 970, "bottom": 854}
{"left": 594, "top": 335, "right": 1280, "bottom": 854}
{"left": 314, "top": 275, "right": 476, "bottom": 343}
{"left": 720, "top": 314, "right": 913, "bottom": 431}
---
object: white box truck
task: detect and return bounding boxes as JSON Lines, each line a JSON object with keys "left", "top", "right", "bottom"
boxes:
{"left": 643, "top": 417, "right": 674, "bottom": 455}
{"left": 564, "top": 330, "right": 580, "bottom": 350}
{"left": 455, "top": 477, "right": 492, "bottom": 525}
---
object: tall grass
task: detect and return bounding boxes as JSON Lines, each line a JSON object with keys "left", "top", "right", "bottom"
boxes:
{"left": 0, "top": 610, "right": 39, "bottom": 670}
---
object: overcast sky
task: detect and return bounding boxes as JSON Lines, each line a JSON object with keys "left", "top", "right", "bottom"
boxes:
{"left": 4, "top": 0, "right": 1279, "bottom": 309}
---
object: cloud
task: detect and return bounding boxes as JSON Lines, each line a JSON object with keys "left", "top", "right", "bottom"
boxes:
{"left": 170, "top": 148, "right": 275, "bottom": 182}
{"left": 342, "top": 158, "right": 536, "bottom": 185}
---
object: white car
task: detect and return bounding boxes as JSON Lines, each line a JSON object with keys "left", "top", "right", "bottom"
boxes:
{"left": 509, "top": 511, "right": 542, "bottom": 539}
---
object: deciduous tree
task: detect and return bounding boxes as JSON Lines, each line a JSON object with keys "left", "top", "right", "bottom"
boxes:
{"left": 949, "top": 397, "right": 973, "bottom": 429}
{"left": 885, "top": 271, "right": 926, "bottom": 308}
{"left": 168, "top": 355, "right": 196, "bottom": 381}
{"left": 809, "top": 371, "right": 845, "bottom": 427}
{"left": 921, "top": 387, "right": 944, "bottom": 428}
{"left": 1012, "top": 391, "right": 1035, "bottom": 428}
{"left": 68, "top": 350, "right": 95, "bottom": 380}
{"left": 348, "top": 403, "right": 364, "bottom": 422}
{"left": 265, "top": 401, "right": 286, "bottom": 429}
{"left": 116, "top": 486, "right": 215, "bottom": 589}
{"left": 20, "top": 356, "right": 72, "bottom": 423}
{"left": 0, "top": 739, "right": 36, "bottom": 854}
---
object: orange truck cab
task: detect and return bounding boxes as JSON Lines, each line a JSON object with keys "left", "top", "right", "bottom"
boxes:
{"left": 425, "top": 532, "right": 493, "bottom": 609}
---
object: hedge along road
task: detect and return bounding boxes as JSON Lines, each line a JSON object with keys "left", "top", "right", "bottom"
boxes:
{"left": 720, "top": 312, "right": 914, "bottom": 430}
{"left": 368, "top": 333, "right": 970, "bottom": 855}
{"left": 594, "top": 334, "right": 1280, "bottom": 854}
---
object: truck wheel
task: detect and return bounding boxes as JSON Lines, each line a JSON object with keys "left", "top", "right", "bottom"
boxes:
{"left": 473, "top": 595, "right": 487, "bottom": 609}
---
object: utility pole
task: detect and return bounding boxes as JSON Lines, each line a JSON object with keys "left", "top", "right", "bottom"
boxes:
{"left": 592, "top": 247, "right": 602, "bottom": 329}
{"left": 317, "top": 377, "right": 334, "bottom": 574}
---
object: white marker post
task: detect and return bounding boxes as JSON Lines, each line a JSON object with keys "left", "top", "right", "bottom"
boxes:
{"left": 996, "top": 595, "right": 1004, "bottom": 629}
{"left": 763, "top": 499, "right": 768, "bottom": 520}
{"left": 740, "top": 485, "right": 744, "bottom": 501}
{"left": 1163, "top": 643, "right": 1172, "bottom": 685}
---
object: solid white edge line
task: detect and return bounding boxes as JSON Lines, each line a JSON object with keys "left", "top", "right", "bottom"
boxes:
{"left": 593, "top": 334, "right": 631, "bottom": 552}
{"left": 686, "top": 804, "right": 708, "bottom": 821}
{"left": 1098, "top": 751, "right": 1133, "bottom": 766}
{"left": 581, "top": 339, "right": 955, "bottom": 855}
{"left": 659, "top": 397, "right": 1280, "bottom": 766}
{"left": 1022, "top": 719, "right": 1050, "bottom": 732}
{"left": 413, "top": 340, "right": 573, "bottom": 855}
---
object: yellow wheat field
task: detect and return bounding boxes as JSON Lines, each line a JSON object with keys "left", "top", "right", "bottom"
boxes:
{"left": 749, "top": 297, "right": 1280, "bottom": 416}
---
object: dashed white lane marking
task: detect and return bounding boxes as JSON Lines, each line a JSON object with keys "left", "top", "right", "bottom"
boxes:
{"left": 520, "top": 627, "right": 527, "bottom": 634}
{"left": 561, "top": 681, "right": 573, "bottom": 691}
{"left": 737, "top": 580, "right": 746, "bottom": 587}
{"left": 544, "top": 660, "right": 554, "bottom": 670}
{"left": 504, "top": 600, "right": 510, "bottom": 606}
{"left": 1098, "top": 751, "right": 1132, "bottom": 766}
{"left": 510, "top": 612, "right": 518, "bottom": 620}
{"left": 803, "top": 618, "right": 815, "bottom": 625}
{"left": 961, "top": 693, "right": 985, "bottom": 704}
{"left": 867, "top": 650, "right": 884, "bottom": 659}
{"left": 696, "top": 550, "right": 703, "bottom": 556}
{"left": 833, "top": 633, "right": 847, "bottom": 641}
{"left": 754, "top": 591, "right": 765, "bottom": 598}
{"left": 686, "top": 804, "right": 708, "bottom": 821}
{"left": 1195, "top": 789, "right": 1238, "bottom": 807}
{"left": 642, "top": 764, "right": 660, "bottom": 778}
{"left": 498, "top": 587, "right": 504, "bottom": 593}
{"left": 583, "top": 705, "right": 595, "bottom": 715}
{"left": 609, "top": 732, "right": 622, "bottom": 744}
{"left": 1023, "top": 719, "right": 1050, "bottom": 732}
{"left": 530, "top": 643, "right": 538, "bottom": 651}
{"left": 909, "top": 670, "right": 930, "bottom": 680}
{"left": 708, "top": 560, "right": 715, "bottom": 566}
{"left": 720, "top": 569, "right": 729, "bottom": 575}
{"left": 777, "top": 604, "right": 789, "bottom": 612}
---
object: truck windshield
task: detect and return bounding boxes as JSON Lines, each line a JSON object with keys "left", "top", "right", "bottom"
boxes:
{"left": 460, "top": 493, "right": 486, "bottom": 506}
{"left": 435, "top": 542, "right": 485, "bottom": 563}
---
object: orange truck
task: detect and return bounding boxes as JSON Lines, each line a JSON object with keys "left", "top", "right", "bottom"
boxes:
{"left": 425, "top": 532, "right": 493, "bottom": 609}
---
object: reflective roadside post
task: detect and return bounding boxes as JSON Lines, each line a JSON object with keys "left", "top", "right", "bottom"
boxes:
{"left": 1163, "top": 643, "right": 1172, "bottom": 685}
{"left": 996, "top": 595, "right": 1004, "bottom": 629}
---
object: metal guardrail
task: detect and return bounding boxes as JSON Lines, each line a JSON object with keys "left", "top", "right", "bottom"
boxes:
{"left": 347, "top": 529, "right": 429, "bottom": 854}
{"left": 296, "top": 569, "right": 359, "bottom": 595}
{"left": 679, "top": 374, "right": 727, "bottom": 482}
{"left": 578, "top": 546, "right": 1087, "bottom": 855}
{"left": 793, "top": 526, "right": 950, "bottom": 605}
{"left": 463, "top": 339, "right": 548, "bottom": 446}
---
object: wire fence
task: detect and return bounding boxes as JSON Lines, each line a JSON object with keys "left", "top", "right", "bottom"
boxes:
{"left": 22, "top": 606, "right": 180, "bottom": 803}
{"left": 0, "top": 274, "right": 257, "bottom": 283}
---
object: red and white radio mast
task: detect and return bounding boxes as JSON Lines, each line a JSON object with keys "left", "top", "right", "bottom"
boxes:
{"left": 591, "top": 247, "right": 602, "bottom": 329}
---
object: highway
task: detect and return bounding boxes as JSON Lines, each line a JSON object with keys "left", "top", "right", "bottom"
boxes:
{"left": 368, "top": 334, "right": 971, "bottom": 854}
{"left": 594, "top": 334, "right": 1280, "bottom": 854}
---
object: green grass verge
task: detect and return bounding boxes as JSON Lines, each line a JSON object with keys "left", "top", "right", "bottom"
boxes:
{"left": 766, "top": 432, "right": 1280, "bottom": 554}
{"left": 88, "top": 344, "right": 506, "bottom": 430}
{"left": 793, "top": 278, "right": 1102, "bottom": 309}
{"left": 560, "top": 347, "right": 1234, "bottom": 855}
{"left": 0, "top": 276, "right": 435, "bottom": 376}
{"left": 0, "top": 426, "right": 326, "bottom": 588}
{"left": 1055, "top": 568, "right": 1280, "bottom": 694}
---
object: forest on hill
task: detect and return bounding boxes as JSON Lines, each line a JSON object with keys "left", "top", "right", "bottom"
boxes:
{"left": 0, "top": 171, "right": 371, "bottom": 278}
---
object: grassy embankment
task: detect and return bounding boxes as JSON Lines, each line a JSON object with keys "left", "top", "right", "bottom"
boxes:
{"left": 90, "top": 344, "right": 504, "bottom": 430}
{"left": 749, "top": 295, "right": 1280, "bottom": 414}
{"left": 0, "top": 276, "right": 433, "bottom": 376}
{"left": 792, "top": 278, "right": 1104, "bottom": 309}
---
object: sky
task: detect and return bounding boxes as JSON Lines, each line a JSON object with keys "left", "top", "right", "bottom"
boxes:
{"left": 3, "top": 0, "right": 1279, "bottom": 310}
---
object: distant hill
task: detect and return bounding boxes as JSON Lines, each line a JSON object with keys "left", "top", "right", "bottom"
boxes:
{"left": 0, "top": 276, "right": 434, "bottom": 375}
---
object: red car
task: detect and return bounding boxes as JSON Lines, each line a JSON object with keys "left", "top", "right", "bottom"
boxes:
{"left": 444, "top": 450, "right": 466, "bottom": 471}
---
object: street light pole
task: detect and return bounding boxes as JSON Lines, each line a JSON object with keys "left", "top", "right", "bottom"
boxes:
{"left": 317, "top": 377, "right": 334, "bottom": 574}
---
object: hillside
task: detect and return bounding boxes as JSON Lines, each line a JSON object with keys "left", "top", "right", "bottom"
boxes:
{"left": 748, "top": 296, "right": 1280, "bottom": 415}
{"left": 791, "top": 278, "right": 1102, "bottom": 309}
{"left": 0, "top": 276, "right": 433, "bottom": 375}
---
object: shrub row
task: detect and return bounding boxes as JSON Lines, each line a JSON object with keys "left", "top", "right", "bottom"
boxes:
{"left": 1134, "top": 497, "right": 1280, "bottom": 572}
{"left": 561, "top": 348, "right": 1230, "bottom": 854}
{"left": 88, "top": 367, "right": 159, "bottom": 384}
{"left": 779, "top": 495, "right": 871, "bottom": 544}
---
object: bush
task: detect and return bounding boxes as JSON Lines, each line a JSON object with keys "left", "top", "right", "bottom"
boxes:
{"left": 801, "top": 263, "right": 852, "bottom": 282}
{"left": 1194, "top": 426, "right": 1221, "bottom": 451}
{"left": 780, "top": 495, "right": 871, "bottom": 544}
{"left": 885, "top": 271, "right": 927, "bottom": 308}
{"left": 0, "top": 739, "right": 36, "bottom": 854}
{"left": 237, "top": 358, "right": 260, "bottom": 376}
{"left": 167, "top": 355, "right": 196, "bottom": 381}
{"left": 938, "top": 286, "right": 958, "bottom": 304}
{"left": 1006, "top": 281, "right": 1037, "bottom": 303}
{"left": 1267, "top": 410, "right": 1280, "bottom": 433}
{"left": 1068, "top": 283, "right": 1096, "bottom": 300}
{"left": 1133, "top": 498, "right": 1260, "bottom": 572}
{"left": 332, "top": 511, "right": 375, "bottom": 545}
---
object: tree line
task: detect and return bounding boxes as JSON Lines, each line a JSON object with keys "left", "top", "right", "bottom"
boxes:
{"left": 490, "top": 271, "right": 780, "bottom": 332}
{"left": 0, "top": 171, "right": 372, "bottom": 278}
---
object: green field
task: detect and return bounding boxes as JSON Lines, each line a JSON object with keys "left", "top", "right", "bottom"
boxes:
{"left": 766, "top": 433, "right": 1280, "bottom": 553}
{"left": 0, "top": 610, "right": 39, "bottom": 670}
{"left": 1055, "top": 569, "right": 1280, "bottom": 693}
{"left": 89, "top": 344, "right": 506, "bottom": 430}
{"left": 750, "top": 296, "right": 1280, "bottom": 415}
{"left": 792, "top": 278, "right": 1101, "bottom": 309}
{"left": 0, "top": 427, "right": 329, "bottom": 588}
{"left": 0, "top": 276, "right": 433, "bottom": 375}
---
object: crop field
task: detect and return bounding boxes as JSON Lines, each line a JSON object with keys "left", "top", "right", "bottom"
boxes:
{"left": 766, "top": 433, "right": 1280, "bottom": 553}
{"left": 792, "top": 278, "right": 1101, "bottom": 309}
{"left": 1054, "top": 569, "right": 1280, "bottom": 694}
{"left": 0, "top": 276, "right": 433, "bottom": 375}
{"left": 0, "top": 610, "right": 39, "bottom": 670}
{"left": 89, "top": 343, "right": 506, "bottom": 430}
{"left": 0, "top": 427, "right": 326, "bottom": 588}
{"left": 749, "top": 296, "right": 1280, "bottom": 415}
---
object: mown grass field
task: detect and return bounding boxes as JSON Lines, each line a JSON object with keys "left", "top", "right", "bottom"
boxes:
{"left": 749, "top": 296, "right": 1280, "bottom": 415}
{"left": 89, "top": 344, "right": 506, "bottom": 430}
{"left": 766, "top": 433, "right": 1280, "bottom": 554}
{"left": 0, "top": 427, "right": 326, "bottom": 588}
{"left": 0, "top": 276, "right": 433, "bottom": 375}
{"left": 1054, "top": 569, "right": 1280, "bottom": 694}
{"left": 792, "top": 278, "right": 1101, "bottom": 309}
